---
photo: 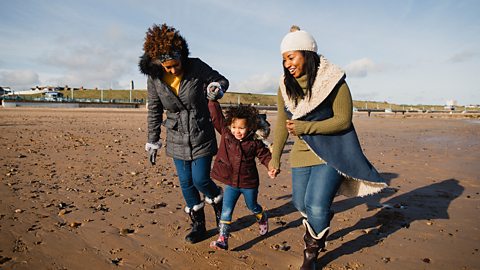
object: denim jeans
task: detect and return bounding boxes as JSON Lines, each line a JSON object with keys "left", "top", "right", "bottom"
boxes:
{"left": 220, "top": 185, "right": 263, "bottom": 222}
{"left": 173, "top": 155, "right": 221, "bottom": 208}
{"left": 291, "top": 164, "right": 342, "bottom": 234}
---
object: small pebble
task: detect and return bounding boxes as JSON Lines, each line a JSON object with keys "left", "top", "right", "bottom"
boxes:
{"left": 120, "top": 228, "right": 135, "bottom": 235}
{"left": 69, "top": 222, "right": 82, "bottom": 228}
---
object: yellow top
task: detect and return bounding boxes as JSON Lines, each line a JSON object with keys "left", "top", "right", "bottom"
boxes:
{"left": 162, "top": 72, "right": 182, "bottom": 96}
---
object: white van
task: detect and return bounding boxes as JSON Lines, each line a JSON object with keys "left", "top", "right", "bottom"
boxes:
{"left": 44, "top": 91, "right": 64, "bottom": 101}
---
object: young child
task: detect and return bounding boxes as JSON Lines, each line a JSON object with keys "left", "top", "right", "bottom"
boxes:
{"left": 207, "top": 100, "right": 276, "bottom": 250}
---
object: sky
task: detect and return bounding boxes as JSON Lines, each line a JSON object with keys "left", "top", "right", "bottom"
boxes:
{"left": 1, "top": 0, "right": 479, "bottom": 105}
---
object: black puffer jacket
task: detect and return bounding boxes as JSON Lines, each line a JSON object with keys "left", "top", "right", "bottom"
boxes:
{"left": 139, "top": 55, "right": 229, "bottom": 160}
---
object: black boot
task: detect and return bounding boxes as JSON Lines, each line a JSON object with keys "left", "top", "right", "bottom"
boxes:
{"left": 185, "top": 203, "right": 207, "bottom": 244}
{"left": 300, "top": 219, "right": 329, "bottom": 270}
{"left": 206, "top": 191, "right": 223, "bottom": 227}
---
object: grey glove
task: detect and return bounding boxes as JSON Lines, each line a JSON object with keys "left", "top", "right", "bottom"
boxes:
{"left": 145, "top": 142, "right": 161, "bottom": 165}
{"left": 206, "top": 82, "right": 224, "bottom": 100}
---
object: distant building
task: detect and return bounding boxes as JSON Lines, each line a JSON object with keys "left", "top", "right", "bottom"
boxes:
{"left": 0, "top": 86, "right": 12, "bottom": 95}
{"left": 445, "top": 99, "right": 458, "bottom": 111}
{"left": 31, "top": 86, "right": 59, "bottom": 91}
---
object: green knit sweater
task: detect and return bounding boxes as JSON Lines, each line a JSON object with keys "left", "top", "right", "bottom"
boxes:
{"left": 269, "top": 75, "right": 353, "bottom": 169}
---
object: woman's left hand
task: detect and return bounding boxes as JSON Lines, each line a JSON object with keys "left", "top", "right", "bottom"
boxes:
{"left": 286, "top": 120, "right": 296, "bottom": 136}
{"left": 206, "top": 82, "right": 224, "bottom": 100}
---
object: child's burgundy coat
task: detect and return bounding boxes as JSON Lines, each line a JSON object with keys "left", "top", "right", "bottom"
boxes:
{"left": 208, "top": 101, "right": 271, "bottom": 188}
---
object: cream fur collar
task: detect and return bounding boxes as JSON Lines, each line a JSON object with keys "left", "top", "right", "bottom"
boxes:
{"left": 279, "top": 55, "right": 345, "bottom": 120}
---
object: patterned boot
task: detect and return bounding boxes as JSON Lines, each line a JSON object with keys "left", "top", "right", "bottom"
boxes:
{"left": 210, "top": 222, "right": 230, "bottom": 250}
{"left": 256, "top": 211, "right": 269, "bottom": 235}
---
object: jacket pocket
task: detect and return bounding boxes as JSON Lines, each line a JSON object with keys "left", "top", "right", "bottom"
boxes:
{"left": 190, "top": 112, "right": 209, "bottom": 133}
{"left": 213, "top": 158, "right": 232, "bottom": 180}
{"left": 163, "top": 118, "right": 178, "bottom": 131}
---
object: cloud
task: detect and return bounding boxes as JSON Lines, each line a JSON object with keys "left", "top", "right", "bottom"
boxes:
{"left": 0, "top": 70, "right": 39, "bottom": 90}
{"left": 447, "top": 50, "right": 477, "bottom": 63}
{"left": 352, "top": 91, "right": 381, "bottom": 102}
{"left": 344, "top": 58, "right": 381, "bottom": 78}
{"left": 37, "top": 41, "right": 138, "bottom": 89}
{"left": 232, "top": 73, "right": 278, "bottom": 94}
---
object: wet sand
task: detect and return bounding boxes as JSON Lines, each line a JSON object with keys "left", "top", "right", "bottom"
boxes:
{"left": 0, "top": 108, "right": 479, "bottom": 269}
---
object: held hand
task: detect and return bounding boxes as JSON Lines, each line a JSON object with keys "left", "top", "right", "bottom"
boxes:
{"left": 268, "top": 170, "right": 275, "bottom": 179}
{"left": 286, "top": 120, "right": 297, "bottom": 136}
{"left": 206, "top": 82, "right": 224, "bottom": 100}
{"left": 268, "top": 169, "right": 280, "bottom": 179}
{"left": 267, "top": 167, "right": 280, "bottom": 179}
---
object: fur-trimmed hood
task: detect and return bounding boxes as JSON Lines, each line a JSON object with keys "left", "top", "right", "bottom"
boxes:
{"left": 138, "top": 54, "right": 167, "bottom": 79}
{"left": 139, "top": 53, "right": 190, "bottom": 79}
{"left": 279, "top": 55, "right": 345, "bottom": 120}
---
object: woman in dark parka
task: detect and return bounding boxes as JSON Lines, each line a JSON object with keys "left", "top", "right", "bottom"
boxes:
{"left": 139, "top": 23, "right": 228, "bottom": 244}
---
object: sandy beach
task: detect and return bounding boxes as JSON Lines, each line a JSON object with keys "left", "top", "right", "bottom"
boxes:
{"left": 0, "top": 107, "right": 479, "bottom": 270}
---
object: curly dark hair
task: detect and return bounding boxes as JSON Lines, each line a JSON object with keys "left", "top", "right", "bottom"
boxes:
{"left": 224, "top": 104, "right": 259, "bottom": 132}
{"left": 143, "top": 23, "right": 190, "bottom": 62}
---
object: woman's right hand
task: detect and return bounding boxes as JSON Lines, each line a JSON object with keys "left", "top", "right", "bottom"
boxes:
{"left": 145, "top": 142, "right": 162, "bottom": 165}
{"left": 286, "top": 120, "right": 297, "bottom": 135}
{"left": 267, "top": 165, "right": 280, "bottom": 179}
{"left": 268, "top": 169, "right": 275, "bottom": 179}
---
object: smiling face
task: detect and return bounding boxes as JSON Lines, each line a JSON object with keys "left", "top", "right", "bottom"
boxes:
{"left": 230, "top": 118, "right": 249, "bottom": 140}
{"left": 282, "top": 51, "right": 305, "bottom": 78}
{"left": 160, "top": 59, "right": 184, "bottom": 76}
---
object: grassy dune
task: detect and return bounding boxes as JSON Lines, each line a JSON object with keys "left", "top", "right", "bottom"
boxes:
{"left": 43, "top": 89, "right": 470, "bottom": 111}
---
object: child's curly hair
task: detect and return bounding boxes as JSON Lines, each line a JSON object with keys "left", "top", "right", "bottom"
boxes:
{"left": 225, "top": 104, "right": 259, "bottom": 132}
{"left": 143, "top": 23, "right": 190, "bottom": 61}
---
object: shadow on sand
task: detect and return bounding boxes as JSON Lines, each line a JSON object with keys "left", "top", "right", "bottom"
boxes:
{"left": 230, "top": 198, "right": 300, "bottom": 251}
{"left": 229, "top": 172, "right": 402, "bottom": 252}
{"left": 332, "top": 172, "right": 398, "bottom": 215}
{"left": 318, "top": 178, "right": 464, "bottom": 268}
{"left": 222, "top": 173, "right": 463, "bottom": 264}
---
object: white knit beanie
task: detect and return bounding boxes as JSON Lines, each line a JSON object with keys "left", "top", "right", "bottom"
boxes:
{"left": 280, "top": 25, "right": 317, "bottom": 54}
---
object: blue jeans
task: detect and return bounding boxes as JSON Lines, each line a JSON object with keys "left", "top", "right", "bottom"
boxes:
{"left": 173, "top": 155, "right": 221, "bottom": 208}
{"left": 220, "top": 185, "right": 263, "bottom": 222}
{"left": 291, "top": 164, "right": 342, "bottom": 234}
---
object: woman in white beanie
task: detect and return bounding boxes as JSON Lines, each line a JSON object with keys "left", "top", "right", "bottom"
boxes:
{"left": 269, "top": 26, "right": 387, "bottom": 269}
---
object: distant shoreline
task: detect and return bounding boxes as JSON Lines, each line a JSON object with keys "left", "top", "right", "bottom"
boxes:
{"left": 2, "top": 105, "right": 479, "bottom": 120}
